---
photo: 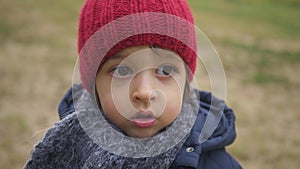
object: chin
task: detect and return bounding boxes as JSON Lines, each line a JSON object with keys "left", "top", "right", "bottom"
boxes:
{"left": 127, "top": 129, "right": 158, "bottom": 138}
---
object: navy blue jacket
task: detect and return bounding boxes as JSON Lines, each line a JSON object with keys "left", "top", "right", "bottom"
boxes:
{"left": 58, "top": 85, "right": 242, "bottom": 169}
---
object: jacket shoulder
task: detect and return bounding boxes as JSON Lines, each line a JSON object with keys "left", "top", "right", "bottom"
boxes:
{"left": 198, "top": 149, "right": 242, "bottom": 169}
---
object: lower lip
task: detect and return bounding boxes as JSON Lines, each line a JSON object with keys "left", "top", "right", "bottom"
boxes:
{"left": 133, "top": 118, "right": 156, "bottom": 128}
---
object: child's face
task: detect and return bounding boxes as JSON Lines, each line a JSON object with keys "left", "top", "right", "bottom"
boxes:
{"left": 95, "top": 46, "right": 187, "bottom": 138}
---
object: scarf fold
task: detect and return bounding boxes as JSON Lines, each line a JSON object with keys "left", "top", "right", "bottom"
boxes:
{"left": 82, "top": 141, "right": 184, "bottom": 169}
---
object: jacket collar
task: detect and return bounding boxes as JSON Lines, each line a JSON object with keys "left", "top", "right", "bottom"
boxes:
{"left": 173, "top": 90, "right": 237, "bottom": 168}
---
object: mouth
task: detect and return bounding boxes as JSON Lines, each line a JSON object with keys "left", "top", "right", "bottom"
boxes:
{"left": 132, "top": 111, "right": 156, "bottom": 128}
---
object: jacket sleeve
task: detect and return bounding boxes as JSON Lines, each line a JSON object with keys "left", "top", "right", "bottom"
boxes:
{"left": 198, "top": 148, "right": 242, "bottom": 169}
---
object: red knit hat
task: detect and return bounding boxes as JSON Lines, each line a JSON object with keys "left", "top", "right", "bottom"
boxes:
{"left": 78, "top": 0, "right": 197, "bottom": 93}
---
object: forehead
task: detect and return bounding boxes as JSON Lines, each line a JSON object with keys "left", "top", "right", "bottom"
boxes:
{"left": 108, "top": 45, "right": 184, "bottom": 64}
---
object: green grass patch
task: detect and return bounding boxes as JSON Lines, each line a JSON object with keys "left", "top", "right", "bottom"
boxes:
{"left": 253, "top": 72, "right": 286, "bottom": 84}
{"left": 188, "top": 0, "right": 300, "bottom": 39}
{"left": 219, "top": 39, "right": 300, "bottom": 64}
{"left": 0, "top": 19, "right": 15, "bottom": 43}
{"left": 0, "top": 0, "right": 81, "bottom": 45}
{"left": 279, "top": 51, "right": 300, "bottom": 63}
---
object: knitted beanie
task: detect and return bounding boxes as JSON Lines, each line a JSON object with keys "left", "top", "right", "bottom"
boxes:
{"left": 78, "top": 0, "right": 197, "bottom": 93}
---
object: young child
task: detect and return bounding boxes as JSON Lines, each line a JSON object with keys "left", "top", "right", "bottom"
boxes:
{"left": 25, "top": 0, "right": 242, "bottom": 168}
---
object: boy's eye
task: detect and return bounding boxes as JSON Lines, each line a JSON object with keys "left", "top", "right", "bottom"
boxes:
{"left": 111, "top": 65, "right": 133, "bottom": 77}
{"left": 156, "top": 64, "right": 176, "bottom": 77}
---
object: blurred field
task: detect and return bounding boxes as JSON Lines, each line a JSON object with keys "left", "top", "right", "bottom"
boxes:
{"left": 0, "top": 0, "right": 299, "bottom": 168}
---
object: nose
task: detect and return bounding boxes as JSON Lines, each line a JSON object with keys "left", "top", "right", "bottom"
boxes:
{"left": 130, "top": 71, "right": 157, "bottom": 105}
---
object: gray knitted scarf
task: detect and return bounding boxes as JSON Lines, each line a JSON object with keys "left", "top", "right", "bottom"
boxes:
{"left": 25, "top": 89, "right": 199, "bottom": 168}
{"left": 82, "top": 140, "right": 183, "bottom": 169}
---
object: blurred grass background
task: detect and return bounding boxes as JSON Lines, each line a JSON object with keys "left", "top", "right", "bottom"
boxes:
{"left": 0, "top": 0, "right": 299, "bottom": 168}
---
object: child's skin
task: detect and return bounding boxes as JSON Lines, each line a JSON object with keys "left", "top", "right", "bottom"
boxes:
{"left": 95, "top": 45, "right": 188, "bottom": 138}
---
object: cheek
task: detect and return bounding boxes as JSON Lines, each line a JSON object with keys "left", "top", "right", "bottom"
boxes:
{"left": 99, "top": 93, "right": 112, "bottom": 111}
{"left": 164, "top": 88, "right": 183, "bottom": 118}
{"left": 166, "top": 83, "right": 184, "bottom": 104}
{"left": 96, "top": 82, "right": 113, "bottom": 111}
{"left": 97, "top": 85, "right": 127, "bottom": 119}
{"left": 99, "top": 93, "right": 121, "bottom": 121}
{"left": 161, "top": 100, "right": 182, "bottom": 126}
{"left": 168, "top": 95, "right": 182, "bottom": 113}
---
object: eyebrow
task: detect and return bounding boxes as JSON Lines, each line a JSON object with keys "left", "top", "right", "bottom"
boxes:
{"left": 108, "top": 53, "right": 126, "bottom": 60}
{"left": 107, "top": 47, "right": 183, "bottom": 63}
